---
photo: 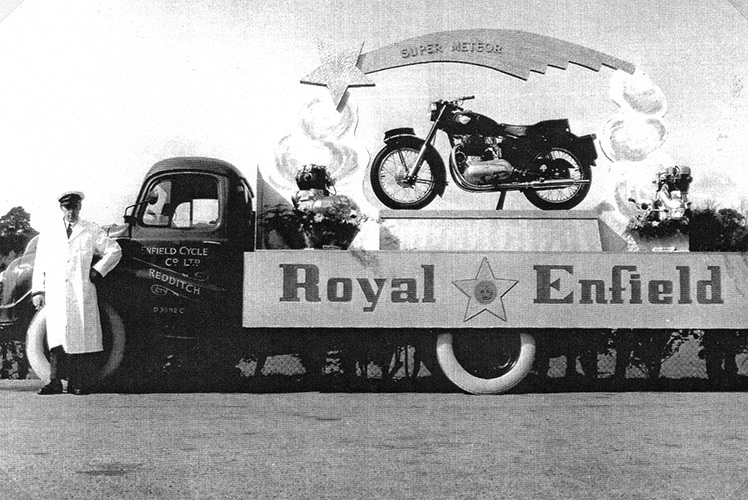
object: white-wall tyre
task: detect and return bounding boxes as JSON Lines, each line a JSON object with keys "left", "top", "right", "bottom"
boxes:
{"left": 26, "top": 310, "right": 51, "bottom": 382}
{"left": 436, "top": 331, "right": 535, "bottom": 395}
{"left": 25, "top": 303, "right": 126, "bottom": 383}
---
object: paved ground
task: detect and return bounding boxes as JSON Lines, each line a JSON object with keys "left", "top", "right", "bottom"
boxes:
{"left": 1, "top": 380, "right": 747, "bottom": 500}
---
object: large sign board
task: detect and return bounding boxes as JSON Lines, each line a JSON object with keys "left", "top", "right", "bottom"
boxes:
{"left": 243, "top": 251, "right": 748, "bottom": 330}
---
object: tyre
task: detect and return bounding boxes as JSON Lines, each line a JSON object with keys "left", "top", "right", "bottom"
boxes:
{"left": 26, "top": 302, "right": 126, "bottom": 383}
{"left": 436, "top": 331, "right": 535, "bottom": 394}
{"left": 524, "top": 147, "right": 592, "bottom": 210}
{"left": 370, "top": 137, "right": 442, "bottom": 209}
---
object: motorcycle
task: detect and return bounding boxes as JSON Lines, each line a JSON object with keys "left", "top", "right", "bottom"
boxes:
{"left": 369, "top": 96, "right": 599, "bottom": 210}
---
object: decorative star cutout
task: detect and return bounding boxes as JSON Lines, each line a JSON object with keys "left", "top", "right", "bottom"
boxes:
{"left": 300, "top": 41, "right": 375, "bottom": 108}
{"left": 453, "top": 258, "right": 518, "bottom": 322}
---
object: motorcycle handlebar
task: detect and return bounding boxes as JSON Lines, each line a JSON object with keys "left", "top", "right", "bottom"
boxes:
{"left": 433, "top": 95, "right": 476, "bottom": 106}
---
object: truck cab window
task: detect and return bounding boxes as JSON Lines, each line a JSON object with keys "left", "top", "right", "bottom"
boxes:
{"left": 140, "top": 174, "right": 220, "bottom": 228}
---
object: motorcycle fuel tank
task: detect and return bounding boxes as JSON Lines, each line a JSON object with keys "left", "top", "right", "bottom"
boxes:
{"left": 444, "top": 111, "right": 503, "bottom": 136}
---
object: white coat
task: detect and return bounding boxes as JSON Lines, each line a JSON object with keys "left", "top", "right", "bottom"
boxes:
{"left": 31, "top": 219, "right": 122, "bottom": 354}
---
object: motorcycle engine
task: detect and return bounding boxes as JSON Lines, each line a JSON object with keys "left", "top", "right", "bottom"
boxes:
{"left": 454, "top": 135, "right": 513, "bottom": 185}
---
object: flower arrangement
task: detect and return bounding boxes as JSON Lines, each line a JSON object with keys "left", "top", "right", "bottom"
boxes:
{"left": 625, "top": 209, "right": 689, "bottom": 239}
{"left": 260, "top": 164, "right": 366, "bottom": 250}
{"left": 293, "top": 164, "right": 365, "bottom": 249}
{"left": 259, "top": 204, "right": 306, "bottom": 249}
{"left": 296, "top": 195, "right": 364, "bottom": 249}
{"left": 625, "top": 165, "right": 692, "bottom": 240}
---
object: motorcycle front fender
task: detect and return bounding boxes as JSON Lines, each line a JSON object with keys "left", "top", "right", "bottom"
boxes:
{"left": 381, "top": 131, "right": 447, "bottom": 197}
{"left": 383, "top": 127, "right": 418, "bottom": 143}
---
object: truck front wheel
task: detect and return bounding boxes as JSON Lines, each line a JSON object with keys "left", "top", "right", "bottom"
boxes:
{"left": 436, "top": 331, "right": 535, "bottom": 394}
{"left": 26, "top": 302, "right": 126, "bottom": 383}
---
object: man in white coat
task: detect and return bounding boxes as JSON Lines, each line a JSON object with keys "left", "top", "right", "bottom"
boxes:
{"left": 31, "top": 191, "right": 122, "bottom": 395}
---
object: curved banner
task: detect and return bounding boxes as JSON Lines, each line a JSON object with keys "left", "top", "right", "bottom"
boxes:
{"left": 301, "top": 30, "right": 636, "bottom": 107}
{"left": 358, "top": 29, "right": 636, "bottom": 80}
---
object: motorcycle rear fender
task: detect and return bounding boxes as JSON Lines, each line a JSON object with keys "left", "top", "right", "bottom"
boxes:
{"left": 529, "top": 122, "right": 598, "bottom": 167}
{"left": 538, "top": 130, "right": 598, "bottom": 167}
{"left": 381, "top": 129, "right": 447, "bottom": 197}
{"left": 570, "top": 133, "right": 598, "bottom": 166}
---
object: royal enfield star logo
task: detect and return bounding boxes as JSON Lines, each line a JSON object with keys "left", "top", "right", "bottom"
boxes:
{"left": 453, "top": 258, "right": 518, "bottom": 322}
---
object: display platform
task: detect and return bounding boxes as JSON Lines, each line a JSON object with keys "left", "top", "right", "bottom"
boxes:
{"left": 378, "top": 210, "right": 628, "bottom": 252}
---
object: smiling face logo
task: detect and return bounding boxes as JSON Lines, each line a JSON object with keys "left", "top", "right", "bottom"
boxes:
{"left": 453, "top": 258, "right": 518, "bottom": 322}
{"left": 474, "top": 280, "right": 498, "bottom": 304}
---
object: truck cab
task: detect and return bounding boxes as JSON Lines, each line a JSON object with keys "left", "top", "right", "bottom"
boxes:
{"left": 103, "top": 157, "right": 255, "bottom": 338}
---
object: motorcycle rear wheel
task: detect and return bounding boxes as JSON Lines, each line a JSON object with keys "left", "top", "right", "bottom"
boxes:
{"left": 524, "top": 147, "right": 591, "bottom": 210}
{"left": 370, "top": 139, "right": 440, "bottom": 210}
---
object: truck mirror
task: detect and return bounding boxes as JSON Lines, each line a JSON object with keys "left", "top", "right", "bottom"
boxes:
{"left": 122, "top": 191, "right": 158, "bottom": 226}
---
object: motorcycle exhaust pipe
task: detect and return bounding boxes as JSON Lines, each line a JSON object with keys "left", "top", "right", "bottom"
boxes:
{"left": 453, "top": 176, "right": 591, "bottom": 192}
{"left": 521, "top": 178, "right": 591, "bottom": 191}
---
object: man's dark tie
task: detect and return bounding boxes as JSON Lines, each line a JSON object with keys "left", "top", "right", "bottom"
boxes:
{"left": 66, "top": 224, "right": 72, "bottom": 239}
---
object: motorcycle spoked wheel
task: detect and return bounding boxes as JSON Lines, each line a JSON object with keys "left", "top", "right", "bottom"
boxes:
{"left": 523, "top": 147, "right": 592, "bottom": 210}
{"left": 370, "top": 138, "right": 440, "bottom": 210}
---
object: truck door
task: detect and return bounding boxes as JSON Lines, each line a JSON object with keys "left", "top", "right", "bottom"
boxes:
{"left": 124, "top": 170, "right": 243, "bottom": 337}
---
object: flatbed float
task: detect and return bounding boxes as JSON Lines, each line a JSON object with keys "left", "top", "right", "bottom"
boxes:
{"left": 2, "top": 157, "right": 745, "bottom": 393}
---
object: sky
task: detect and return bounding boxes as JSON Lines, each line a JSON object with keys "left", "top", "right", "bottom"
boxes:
{"left": 0, "top": 0, "right": 747, "bottom": 228}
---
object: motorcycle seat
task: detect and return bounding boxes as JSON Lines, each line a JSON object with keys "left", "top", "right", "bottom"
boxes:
{"left": 501, "top": 124, "right": 529, "bottom": 137}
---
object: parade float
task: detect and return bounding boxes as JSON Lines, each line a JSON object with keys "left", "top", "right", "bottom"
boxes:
{"left": 2, "top": 28, "right": 746, "bottom": 394}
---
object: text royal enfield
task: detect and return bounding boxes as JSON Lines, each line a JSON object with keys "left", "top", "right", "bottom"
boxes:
{"left": 534, "top": 265, "right": 723, "bottom": 305}
{"left": 278, "top": 263, "right": 724, "bottom": 310}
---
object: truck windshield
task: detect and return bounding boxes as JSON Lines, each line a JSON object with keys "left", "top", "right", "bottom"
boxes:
{"left": 141, "top": 174, "right": 220, "bottom": 228}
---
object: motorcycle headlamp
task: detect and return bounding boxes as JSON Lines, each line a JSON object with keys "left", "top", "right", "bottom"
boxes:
{"left": 429, "top": 102, "right": 439, "bottom": 121}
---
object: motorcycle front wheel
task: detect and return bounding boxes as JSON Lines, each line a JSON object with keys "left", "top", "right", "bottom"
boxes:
{"left": 370, "top": 139, "right": 440, "bottom": 210}
{"left": 523, "top": 147, "right": 592, "bottom": 210}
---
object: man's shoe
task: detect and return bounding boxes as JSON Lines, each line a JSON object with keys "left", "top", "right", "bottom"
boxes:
{"left": 68, "top": 385, "right": 90, "bottom": 396}
{"left": 37, "top": 381, "right": 63, "bottom": 395}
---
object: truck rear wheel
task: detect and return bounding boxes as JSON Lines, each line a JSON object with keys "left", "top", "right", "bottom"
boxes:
{"left": 436, "top": 331, "right": 535, "bottom": 394}
{"left": 26, "top": 303, "right": 126, "bottom": 383}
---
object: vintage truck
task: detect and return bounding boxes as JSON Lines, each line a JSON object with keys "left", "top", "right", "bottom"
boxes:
{"left": 2, "top": 156, "right": 748, "bottom": 394}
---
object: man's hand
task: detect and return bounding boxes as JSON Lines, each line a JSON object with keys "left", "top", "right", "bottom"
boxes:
{"left": 90, "top": 268, "right": 102, "bottom": 283}
{"left": 32, "top": 293, "right": 45, "bottom": 310}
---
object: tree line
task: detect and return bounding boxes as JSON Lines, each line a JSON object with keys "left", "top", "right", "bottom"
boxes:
{"left": 0, "top": 206, "right": 38, "bottom": 272}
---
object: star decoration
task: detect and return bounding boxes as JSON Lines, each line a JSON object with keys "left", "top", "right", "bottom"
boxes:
{"left": 300, "top": 41, "right": 375, "bottom": 108}
{"left": 453, "top": 258, "right": 518, "bottom": 322}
